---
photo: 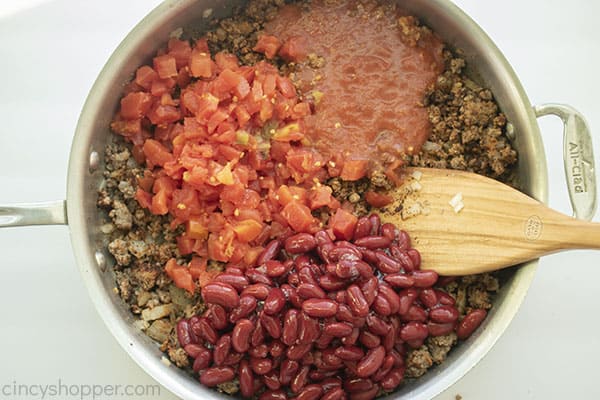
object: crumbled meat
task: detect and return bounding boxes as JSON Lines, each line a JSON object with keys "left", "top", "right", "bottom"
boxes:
{"left": 168, "top": 347, "right": 190, "bottom": 368}
{"left": 130, "top": 264, "right": 160, "bottom": 291}
{"left": 109, "top": 200, "right": 133, "bottom": 231}
{"left": 141, "top": 304, "right": 174, "bottom": 322}
{"left": 427, "top": 333, "right": 457, "bottom": 364}
{"left": 146, "top": 319, "right": 173, "bottom": 343}
{"left": 217, "top": 379, "right": 240, "bottom": 395}
{"left": 405, "top": 346, "right": 434, "bottom": 378}
{"left": 115, "top": 271, "right": 132, "bottom": 301}
{"left": 108, "top": 238, "right": 131, "bottom": 266}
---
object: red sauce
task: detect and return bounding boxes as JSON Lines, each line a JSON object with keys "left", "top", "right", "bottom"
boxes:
{"left": 264, "top": 0, "right": 444, "bottom": 171}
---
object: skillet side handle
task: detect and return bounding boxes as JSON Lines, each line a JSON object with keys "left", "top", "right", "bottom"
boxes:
{"left": 535, "top": 103, "right": 597, "bottom": 221}
{"left": 0, "top": 200, "right": 67, "bottom": 227}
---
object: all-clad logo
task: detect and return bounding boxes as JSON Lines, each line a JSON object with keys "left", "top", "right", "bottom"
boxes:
{"left": 524, "top": 215, "right": 542, "bottom": 241}
{"left": 569, "top": 141, "right": 587, "bottom": 194}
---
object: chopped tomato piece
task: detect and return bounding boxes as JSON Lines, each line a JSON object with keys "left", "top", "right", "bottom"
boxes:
{"left": 308, "top": 185, "right": 333, "bottom": 210}
{"left": 120, "top": 92, "right": 153, "bottom": 120}
{"left": 365, "top": 191, "right": 394, "bottom": 208}
{"left": 135, "top": 66, "right": 158, "bottom": 90}
{"left": 278, "top": 36, "right": 308, "bottom": 62}
{"left": 253, "top": 35, "right": 282, "bottom": 59}
{"left": 151, "top": 190, "right": 169, "bottom": 215}
{"left": 276, "top": 76, "right": 296, "bottom": 98}
{"left": 153, "top": 55, "right": 178, "bottom": 79}
{"left": 207, "top": 229, "right": 234, "bottom": 262}
{"left": 233, "top": 219, "right": 263, "bottom": 242}
{"left": 329, "top": 208, "right": 358, "bottom": 241}
{"left": 165, "top": 258, "right": 195, "bottom": 294}
{"left": 147, "top": 103, "right": 181, "bottom": 125}
{"left": 189, "top": 257, "right": 220, "bottom": 288}
{"left": 168, "top": 38, "right": 192, "bottom": 69}
{"left": 187, "top": 216, "right": 209, "bottom": 240}
{"left": 135, "top": 188, "right": 152, "bottom": 209}
{"left": 281, "top": 201, "right": 314, "bottom": 232}
{"left": 340, "top": 159, "right": 369, "bottom": 181}
{"left": 189, "top": 50, "right": 215, "bottom": 78}
{"left": 143, "top": 139, "right": 174, "bottom": 167}
{"left": 215, "top": 52, "right": 240, "bottom": 71}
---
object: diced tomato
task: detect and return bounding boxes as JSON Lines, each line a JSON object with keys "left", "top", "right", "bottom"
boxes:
{"left": 207, "top": 108, "right": 230, "bottom": 134}
{"left": 135, "top": 188, "right": 153, "bottom": 209}
{"left": 195, "top": 93, "right": 220, "bottom": 122}
{"left": 147, "top": 103, "right": 181, "bottom": 125}
{"left": 253, "top": 35, "right": 282, "bottom": 59}
{"left": 189, "top": 257, "right": 220, "bottom": 288}
{"left": 194, "top": 38, "right": 210, "bottom": 53}
{"left": 165, "top": 258, "right": 195, "bottom": 294}
{"left": 153, "top": 55, "right": 178, "bottom": 79}
{"left": 151, "top": 190, "right": 169, "bottom": 215}
{"left": 186, "top": 216, "right": 209, "bottom": 240}
{"left": 135, "top": 66, "right": 158, "bottom": 90}
{"left": 168, "top": 38, "right": 192, "bottom": 69}
{"left": 365, "top": 191, "right": 394, "bottom": 208}
{"left": 340, "top": 159, "right": 369, "bottom": 181}
{"left": 207, "top": 228, "right": 235, "bottom": 262}
{"left": 281, "top": 201, "right": 314, "bottom": 232}
{"left": 291, "top": 102, "right": 312, "bottom": 119}
{"left": 151, "top": 77, "right": 176, "bottom": 97}
{"left": 215, "top": 52, "right": 240, "bottom": 71}
{"left": 278, "top": 36, "right": 308, "bottom": 62}
{"left": 233, "top": 219, "right": 263, "bottom": 242}
{"left": 120, "top": 92, "right": 153, "bottom": 120}
{"left": 234, "top": 105, "right": 251, "bottom": 128}
{"left": 137, "top": 171, "right": 155, "bottom": 192}
{"left": 111, "top": 118, "right": 142, "bottom": 137}
{"left": 308, "top": 185, "right": 333, "bottom": 210}
{"left": 329, "top": 208, "right": 358, "bottom": 241}
{"left": 143, "top": 139, "right": 174, "bottom": 167}
{"left": 189, "top": 50, "right": 215, "bottom": 78}
{"left": 244, "top": 247, "right": 263, "bottom": 266}
{"left": 177, "top": 235, "right": 195, "bottom": 255}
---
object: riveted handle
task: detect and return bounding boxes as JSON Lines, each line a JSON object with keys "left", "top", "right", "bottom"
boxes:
{"left": 535, "top": 103, "right": 597, "bottom": 221}
{"left": 0, "top": 200, "right": 67, "bottom": 227}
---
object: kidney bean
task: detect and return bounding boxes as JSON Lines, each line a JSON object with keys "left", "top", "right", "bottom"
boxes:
{"left": 297, "top": 384, "right": 323, "bottom": 400}
{"left": 379, "top": 223, "right": 396, "bottom": 241}
{"left": 279, "top": 359, "right": 299, "bottom": 385}
{"left": 380, "top": 367, "right": 405, "bottom": 391}
{"left": 298, "top": 313, "right": 321, "bottom": 344}
{"left": 299, "top": 266, "right": 319, "bottom": 286}
{"left": 366, "top": 314, "right": 390, "bottom": 336}
{"left": 298, "top": 283, "right": 326, "bottom": 299}
{"left": 377, "top": 285, "right": 400, "bottom": 314}
{"left": 285, "top": 233, "right": 317, "bottom": 254}
{"left": 250, "top": 357, "right": 273, "bottom": 375}
{"left": 358, "top": 277, "right": 377, "bottom": 306}
{"left": 225, "top": 266, "right": 244, "bottom": 275}
{"left": 356, "top": 346, "right": 385, "bottom": 378}
{"left": 335, "top": 259, "right": 360, "bottom": 279}
{"left": 371, "top": 354, "right": 394, "bottom": 382}
{"left": 309, "top": 369, "right": 338, "bottom": 381}
{"left": 430, "top": 305, "right": 459, "bottom": 323}
{"left": 403, "top": 305, "right": 428, "bottom": 322}
{"left": 411, "top": 270, "right": 439, "bottom": 287}
{"left": 260, "top": 390, "right": 287, "bottom": 400}
{"left": 383, "top": 324, "right": 396, "bottom": 352}
{"left": 183, "top": 343, "right": 204, "bottom": 358}
{"left": 428, "top": 321, "right": 456, "bottom": 337}
{"left": 349, "top": 384, "right": 379, "bottom": 400}
{"left": 457, "top": 309, "right": 487, "bottom": 340}
{"left": 320, "top": 274, "right": 347, "bottom": 291}
{"left": 435, "top": 289, "right": 456, "bottom": 306}
{"left": 288, "top": 272, "right": 300, "bottom": 286}
{"left": 230, "top": 295, "right": 257, "bottom": 323}
{"left": 367, "top": 214, "right": 381, "bottom": 235}
{"left": 316, "top": 332, "right": 335, "bottom": 349}
{"left": 347, "top": 284, "right": 369, "bottom": 317}
{"left": 213, "top": 273, "right": 249, "bottom": 291}
{"left": 264, "top": 287, "right": 286, "bottom": 315}
{"left": 263, "top": 371, "right": 282, "bottom": 390}
{"left": 239, "top": 360, "right": 254, "bottom": 397}
{"left": 419, "top": 289, "right": 438, "bottom": 309}
{"left": 322, "top": 349, "right": 344, "bottom": 368}
{"left": 322, "top": 378, "right": 342, "bottom": 391}
{"left": 177, "top": 320, "right": 192, "bottom": 347}
{"left": 383, "top": 273, "right": 414, "bottom": 288}
{"left": 322, "top": 387, "right": 344, "bottom": 400}
{"left": 249, "top": 344, "right": 269, "bottom": 359}
{"left": 344, "top": 378, "right": 373, "bottom": 393}
{"left": 197, "top": 317, "right": 218, "bottom": 344}
{"left": 213, "top": 334, "right": 232, "bottom": 366}
{"left": 291, "top": 365, "right": 311, "bottom": 393}
{"left": 287, "top": 343, "right": 313, "bottom": 361}
{"left": 324, "top": 322, "right": 354, "bottom": 337}
{"left": 407, "top": 248, "right": 421, "bottom": 269}
{"left": 192, "top": 348, "right": 212, "bottom": 372}
{"left": 207, "top": 304, "right": 229, "bottom": 330}
{"left": 270, "top": 341, "right": 286, "bottom": 358}
{"left": 400, "top": 321, "right": 429, "bottom": 342}
{"left": 354, "top": 217, "right": 372, "bottom": 240}
{"left": 375, "top": 251, "right": 402, "bottom": 274}
{"left": 202, "top": 282, "right": 240, "bottom": 309}
{"left": 257, "top": 239, "right": 281, "bottom": 265}
{"left": 261, "top": 313, "right": 282, "bottom": 339}
{"left": 302, "top": 299, "right": 339, "bottom": 318}
{"left": 200, "top": 367, "right": 235, "bottom": 387}
{"left": 264, "top": 260, "right": 285, "bottom": 277}
{"left": 282, "top": 309, "right": 299, "bottom": 346}
{"left": 315, "top": 230, "right": 334, "bottom": 245}
{"left": 372, "top": 295, "right": 392, "bottom": 316}
{"left": 389, "top": 247, "right": 415, "bottom": 272}
{"left": 354, "top": 236, "right": 391, "bottom": 249}
{"left": 246, "top": 268, "right": 274, "bottom": 285}
{"left": 341, "top": 327, "right": 360, "bottom": 346}
{"left": 231, "top": 318, "right": 253, "bottom": 353}
{"left": 251, "top": 321, "right": 266, "bottom": 347}
{"left": 188, "top": 316, "right": 202, "bottom": 343}
{"left": 331, "top": 244, "right": 363, "bottom": 262}
{"left": 332, "top": 345, "right": 362, "bottom": 361}
{"left": 335, "top": 290, "right": 347, "bottom": 304}
{"left": 242, "top": 283, "right": 271, "bottom": 300}
{"left": 359, "top": 330, "right": 381, "bottom": 348}
{"left": 398, "top": 288, "right": 419, "bottom": 315}
{"left": 436, "top": 276, "right": 457, "bottom": 287}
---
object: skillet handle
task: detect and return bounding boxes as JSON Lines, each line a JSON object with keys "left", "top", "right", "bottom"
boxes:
{"left": 535, "top": 103, "right": 597, "bottom": 221}
{"left": 0, "top": 200, "right": 67, "bottom": 227}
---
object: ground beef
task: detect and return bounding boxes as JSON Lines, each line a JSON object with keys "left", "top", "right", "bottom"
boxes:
{"left": 405, "top": 346, "right": 434, "bottom": 378}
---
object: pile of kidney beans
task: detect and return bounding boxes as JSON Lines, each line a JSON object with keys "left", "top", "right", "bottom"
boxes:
{"left": 176, "top": 214, "right": 487, "bottom": 399}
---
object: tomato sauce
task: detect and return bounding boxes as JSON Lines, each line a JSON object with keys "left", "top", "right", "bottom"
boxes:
{"left": 264, "top": 0, "right": 444, "bottom": 169}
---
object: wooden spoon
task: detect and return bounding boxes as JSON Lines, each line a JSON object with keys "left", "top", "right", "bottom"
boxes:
{"left": 380, "top": 168, "right": 600, "bottom": 275}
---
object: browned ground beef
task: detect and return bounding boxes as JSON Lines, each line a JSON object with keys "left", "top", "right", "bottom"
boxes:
{"left": 98, "top": 0, "right": 515, "bottom": 392}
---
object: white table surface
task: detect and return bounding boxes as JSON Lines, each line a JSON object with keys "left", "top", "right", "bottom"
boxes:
{"left": 1, "top": 1, "right": 599, "bottom": 399}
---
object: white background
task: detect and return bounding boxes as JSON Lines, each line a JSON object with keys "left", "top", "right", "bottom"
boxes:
{"left": 0, "top": 0, "right": 599, "bottom": 399}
